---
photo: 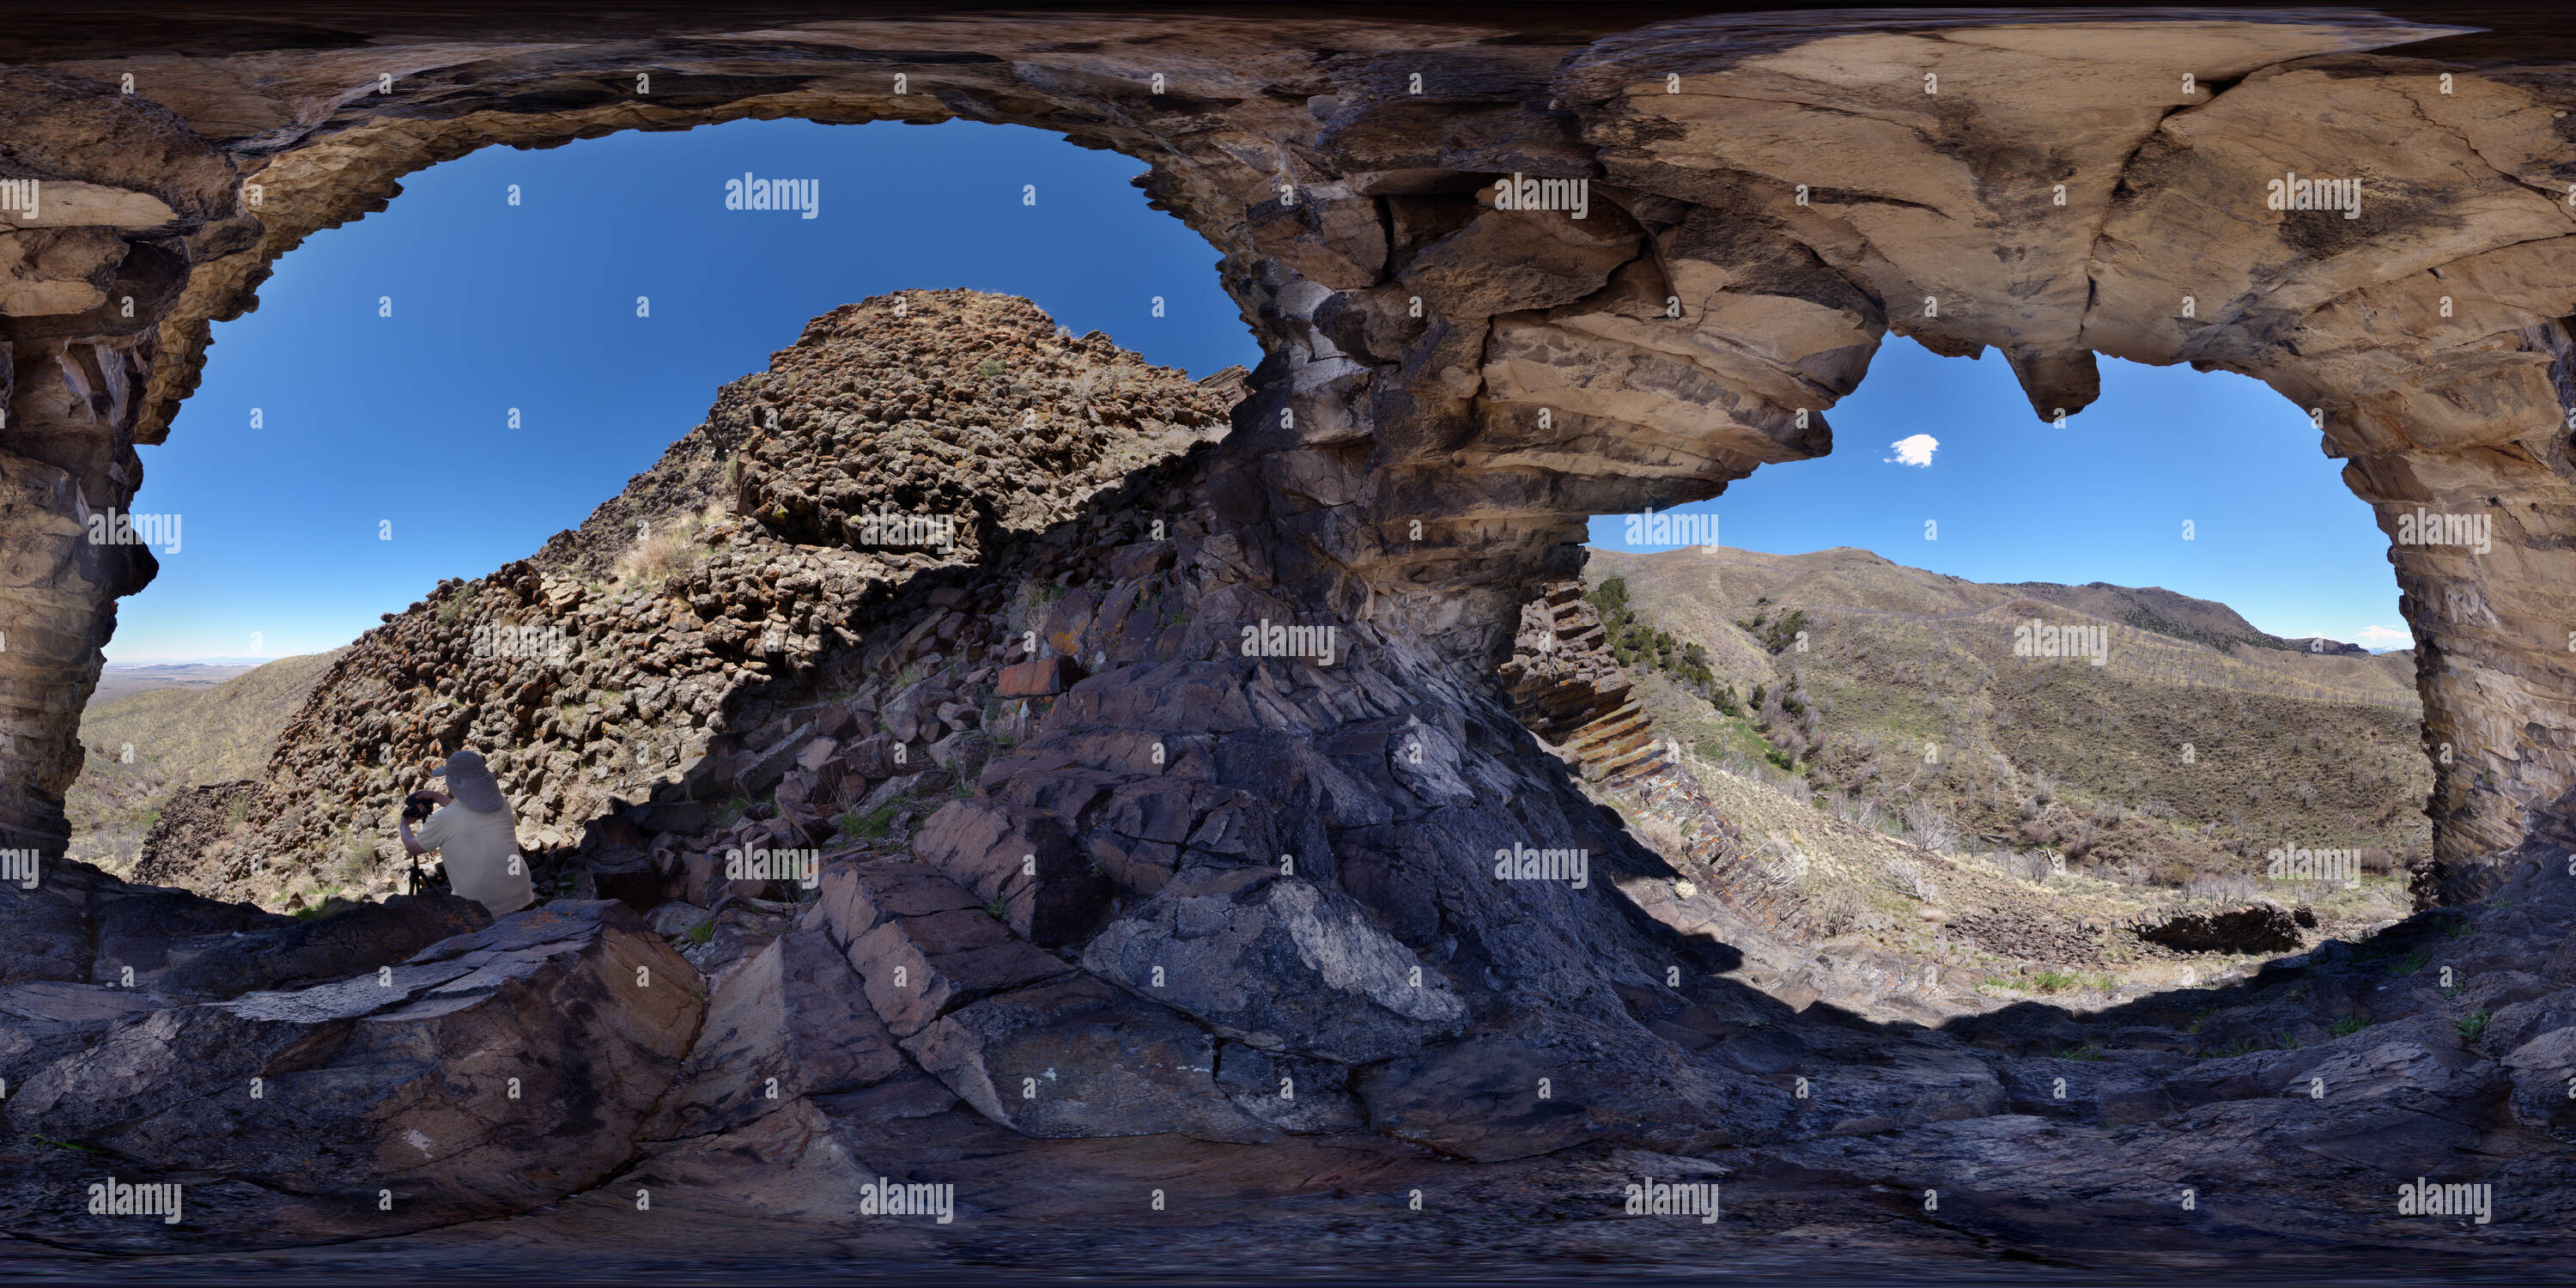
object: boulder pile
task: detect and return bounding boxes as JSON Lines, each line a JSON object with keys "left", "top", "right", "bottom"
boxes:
{"left": 2131, "top": 901, "right": 2306, "bottom": 955}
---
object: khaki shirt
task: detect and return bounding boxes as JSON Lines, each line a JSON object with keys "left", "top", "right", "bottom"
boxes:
{"left": 415, "top": 803, "right": 536, "bottom": 917}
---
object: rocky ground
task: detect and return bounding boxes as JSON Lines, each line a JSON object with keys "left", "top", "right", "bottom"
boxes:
{"left": 6, "top": 295, "right": 2573, "bottom": 1275}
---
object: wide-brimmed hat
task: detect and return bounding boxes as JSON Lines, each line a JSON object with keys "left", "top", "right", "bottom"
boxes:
{"left": 430, "top": 749, "right": 507, "bottom": 813}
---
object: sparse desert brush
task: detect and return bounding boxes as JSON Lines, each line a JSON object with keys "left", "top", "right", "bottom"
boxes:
{"left": 1995, "top": 848, "right": 2057, "bottom": 884}
{"left": 1806, "top": 885, "right": 1860, "bottom": 936}
{"left": 613, "top": 519, "right": 708, "bottom": 589}
{"left": 1755, "top": 835, "right": 1809, "bottom": 888}
{"left": 2185, "top": 872, "right": 2257, "bottom": 903}
{"left": 1901, "top": 800, "right": 1959, "bottom": 852}
{"left": 1880, "top": 856, "right": 1939, "bottom": 903}
{"left": 1630, "top": 811, "right": 1689, "bottom": 860}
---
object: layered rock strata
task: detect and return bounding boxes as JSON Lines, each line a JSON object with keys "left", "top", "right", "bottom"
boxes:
{"left": 1498, "top": 579, "right": 1672, "bottom": 784}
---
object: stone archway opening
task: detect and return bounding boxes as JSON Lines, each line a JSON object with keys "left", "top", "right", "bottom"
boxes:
{"left": 1551, "top": 332, "right": 2438, "bottom": 949}
{"left": 57, "top": 112, "right": 1260, "bottom": 885}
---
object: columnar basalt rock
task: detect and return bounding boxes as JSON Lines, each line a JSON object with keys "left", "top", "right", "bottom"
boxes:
{"left": 4, "top": 9, "right": 2573, "bottom": 899}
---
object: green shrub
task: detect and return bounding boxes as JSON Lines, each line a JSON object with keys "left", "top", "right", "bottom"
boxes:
{"left": 2457, "top": 1009, "right": 2490, "bottom": 1042}
{"left": 2328, "top": 1015, "right": 2370, "bottom": 1037}
{"left": 843, "top": 800, "right": 902, "bottom": 839}
{"left": 32, "top": 1135, "right": 110, "bottom": 1155}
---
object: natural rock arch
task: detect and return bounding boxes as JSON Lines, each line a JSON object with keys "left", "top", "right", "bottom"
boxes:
{"left": 5, "top": 5, "right": 2573, "bottom": 904}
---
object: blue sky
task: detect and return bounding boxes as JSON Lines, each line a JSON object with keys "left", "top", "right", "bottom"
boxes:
{"left": 1585, "top": 337, "right": 2409, "bottom": 650}
{"left": 119, "top": 118, "right": 2403, "bottom": 659}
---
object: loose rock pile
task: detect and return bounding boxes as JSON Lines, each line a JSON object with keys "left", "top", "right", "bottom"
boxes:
{"left": 1948, "top": 908, "right": 2106, "bottom": 965}
{"left": 2130, "top": 901, "right": 2306, "bottom": 955}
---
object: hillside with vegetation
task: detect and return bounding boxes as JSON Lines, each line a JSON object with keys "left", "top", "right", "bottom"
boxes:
{"left": 62, "top": 651, "right": 344, "bottom": 875}
{"left": 1586, "top": 545, "right": 2431, "bottom": 903}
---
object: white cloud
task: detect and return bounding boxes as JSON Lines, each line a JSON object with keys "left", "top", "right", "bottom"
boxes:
{"left": 1886, "top": 434, "right": 1939, "bottom": 467}
{"left": 2354, "top": 624, "right": 2412, "bottom": 649}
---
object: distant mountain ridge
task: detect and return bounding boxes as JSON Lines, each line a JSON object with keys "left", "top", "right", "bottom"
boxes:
{"left": 1998, "top": 579, "right": 2371, "bottom": 656}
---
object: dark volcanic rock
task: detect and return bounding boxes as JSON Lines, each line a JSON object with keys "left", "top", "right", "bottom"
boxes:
{"left": 1, "top": 901, "right": 700, "bottom": 1249}
{"left": 902, "top": 974, "right": 1274, "bottom": 1141}
{"left": 151, "top": 890, "right": 493, "bottom": 999}
{"left": 2132, "top": 902, "right": 2303, "bottom": 955}
{"left": 1079, "top": 866, "right": 1465, "bottom": 1063}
